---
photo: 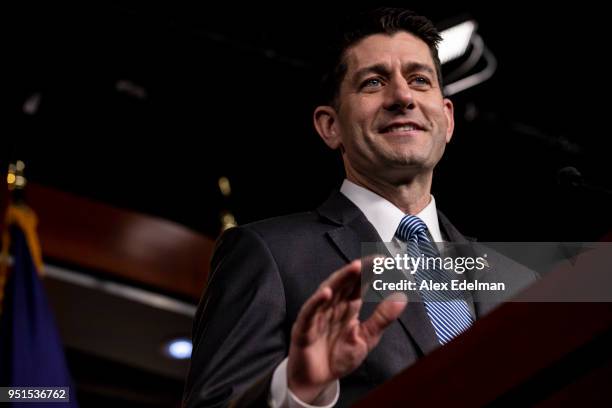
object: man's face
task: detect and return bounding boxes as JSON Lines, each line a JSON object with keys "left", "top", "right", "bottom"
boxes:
{"left": 323, "top": 31, "right": 454, "bottom": 182}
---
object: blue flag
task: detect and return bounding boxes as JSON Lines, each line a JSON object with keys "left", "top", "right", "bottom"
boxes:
{"left": 0, "top": 205, "right": 78, "bottom": 407}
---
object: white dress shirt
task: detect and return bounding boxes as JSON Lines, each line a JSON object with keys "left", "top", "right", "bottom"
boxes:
{"left": 269, "top": 179, "right": 442, "bottom": 407}
{"left": 339, "top": 179, "right": 443, "bottom": 243}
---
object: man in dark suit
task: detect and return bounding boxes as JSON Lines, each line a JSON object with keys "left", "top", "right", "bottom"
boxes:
{"left": 184, "top": 8, "right": 536, "bottom": 408}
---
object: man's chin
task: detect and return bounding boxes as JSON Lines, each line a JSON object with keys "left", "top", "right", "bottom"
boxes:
{"left": 381, "top": 153, "right": 427, "bottom": 168}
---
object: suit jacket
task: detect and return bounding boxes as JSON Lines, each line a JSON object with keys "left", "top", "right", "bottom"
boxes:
{"left": 183, "top": 191, "right": 538, "bottom": 407}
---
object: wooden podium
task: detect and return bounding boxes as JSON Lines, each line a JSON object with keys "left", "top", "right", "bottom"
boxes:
{"left": 355, "top": 250, "right": 612, "bottom": 407}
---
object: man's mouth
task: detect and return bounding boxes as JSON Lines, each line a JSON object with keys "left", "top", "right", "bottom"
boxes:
{"left": 380, "top": 121, "right": 425, "bottom": 134}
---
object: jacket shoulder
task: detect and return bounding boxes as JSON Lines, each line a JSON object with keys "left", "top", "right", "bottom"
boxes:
{"left": 239, "top": 211, "right": 335, "bottom": 239}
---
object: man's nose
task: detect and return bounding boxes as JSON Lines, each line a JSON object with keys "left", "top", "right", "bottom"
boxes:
{"left": 384, "top": 78, "right": 415, "bottom": 112}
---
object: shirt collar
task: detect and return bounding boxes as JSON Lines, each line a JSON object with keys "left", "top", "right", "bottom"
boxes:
{"left": 339, "top": 179, "right": 443, "bottom": 242}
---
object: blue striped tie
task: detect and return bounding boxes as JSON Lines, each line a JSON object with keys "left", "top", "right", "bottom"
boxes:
{"left": 395, "top": 215, "right": 474, "bottom": 344}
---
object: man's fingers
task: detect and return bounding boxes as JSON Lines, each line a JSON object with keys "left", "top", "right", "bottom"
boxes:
{"left": 294, "top": 285, "right": 332, "bottom": 336}
{"left": 293, "top": 260, "right": 366, "bottom": 344}
{"left": 321, "top": 260, "right": 361, "bottom": 296}
{"left": 361, "top": 292, "right": 408, "bottom": 348}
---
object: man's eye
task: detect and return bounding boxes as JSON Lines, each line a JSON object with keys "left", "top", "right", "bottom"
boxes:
{"left": 412, "top": 76, "right": 432, "bottom": 86}
{"left": 362, "top": 78, "right": 383, "bottom": 88}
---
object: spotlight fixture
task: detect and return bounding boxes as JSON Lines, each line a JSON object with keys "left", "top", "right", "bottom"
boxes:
{"left": 163, "top": 337, "right": 192, "bottom": 360}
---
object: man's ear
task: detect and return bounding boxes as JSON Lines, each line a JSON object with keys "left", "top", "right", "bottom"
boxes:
{"left": 443, "top": 98, "right": 455, "bottom": 143}
{"left": 313, "top": 105, "right": 342, "bottom": 149}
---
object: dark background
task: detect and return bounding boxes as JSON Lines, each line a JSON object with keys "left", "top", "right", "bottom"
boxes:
{"left": 6, "top": 2, "right": 612, "bottom": 242}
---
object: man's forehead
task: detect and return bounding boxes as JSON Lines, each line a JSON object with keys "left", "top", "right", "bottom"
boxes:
{"left": 344, "top": 32, "right": 435, "bottom": 74}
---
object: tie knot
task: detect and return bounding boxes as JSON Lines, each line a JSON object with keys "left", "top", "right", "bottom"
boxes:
{"left": 395, "top": 214, "right": 428, "bottom": 242}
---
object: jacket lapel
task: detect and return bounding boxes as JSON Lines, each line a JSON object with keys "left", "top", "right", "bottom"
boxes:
{"left": 437, "top": 211, "right": 480, "bottom": 318}
{"left": 317, "top": 191, "right": 440, "bottom": 355}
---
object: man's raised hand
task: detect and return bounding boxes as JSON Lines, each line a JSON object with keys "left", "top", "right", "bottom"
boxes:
{"left": 287, "top": 259, "right": 408, "bottom": 404}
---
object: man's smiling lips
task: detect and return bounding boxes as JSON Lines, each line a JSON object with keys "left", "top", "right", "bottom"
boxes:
{"left": 378, "top": 120, "right": 426, "bottom": 136}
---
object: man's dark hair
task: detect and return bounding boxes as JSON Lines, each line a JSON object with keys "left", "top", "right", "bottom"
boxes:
{"left": 317, "top": 7, "right": 443, "bottom": 106}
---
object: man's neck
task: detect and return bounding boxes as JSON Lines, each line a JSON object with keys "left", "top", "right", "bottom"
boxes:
{"left": 346, "top": 171, "right": 432, "bottom": 215}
